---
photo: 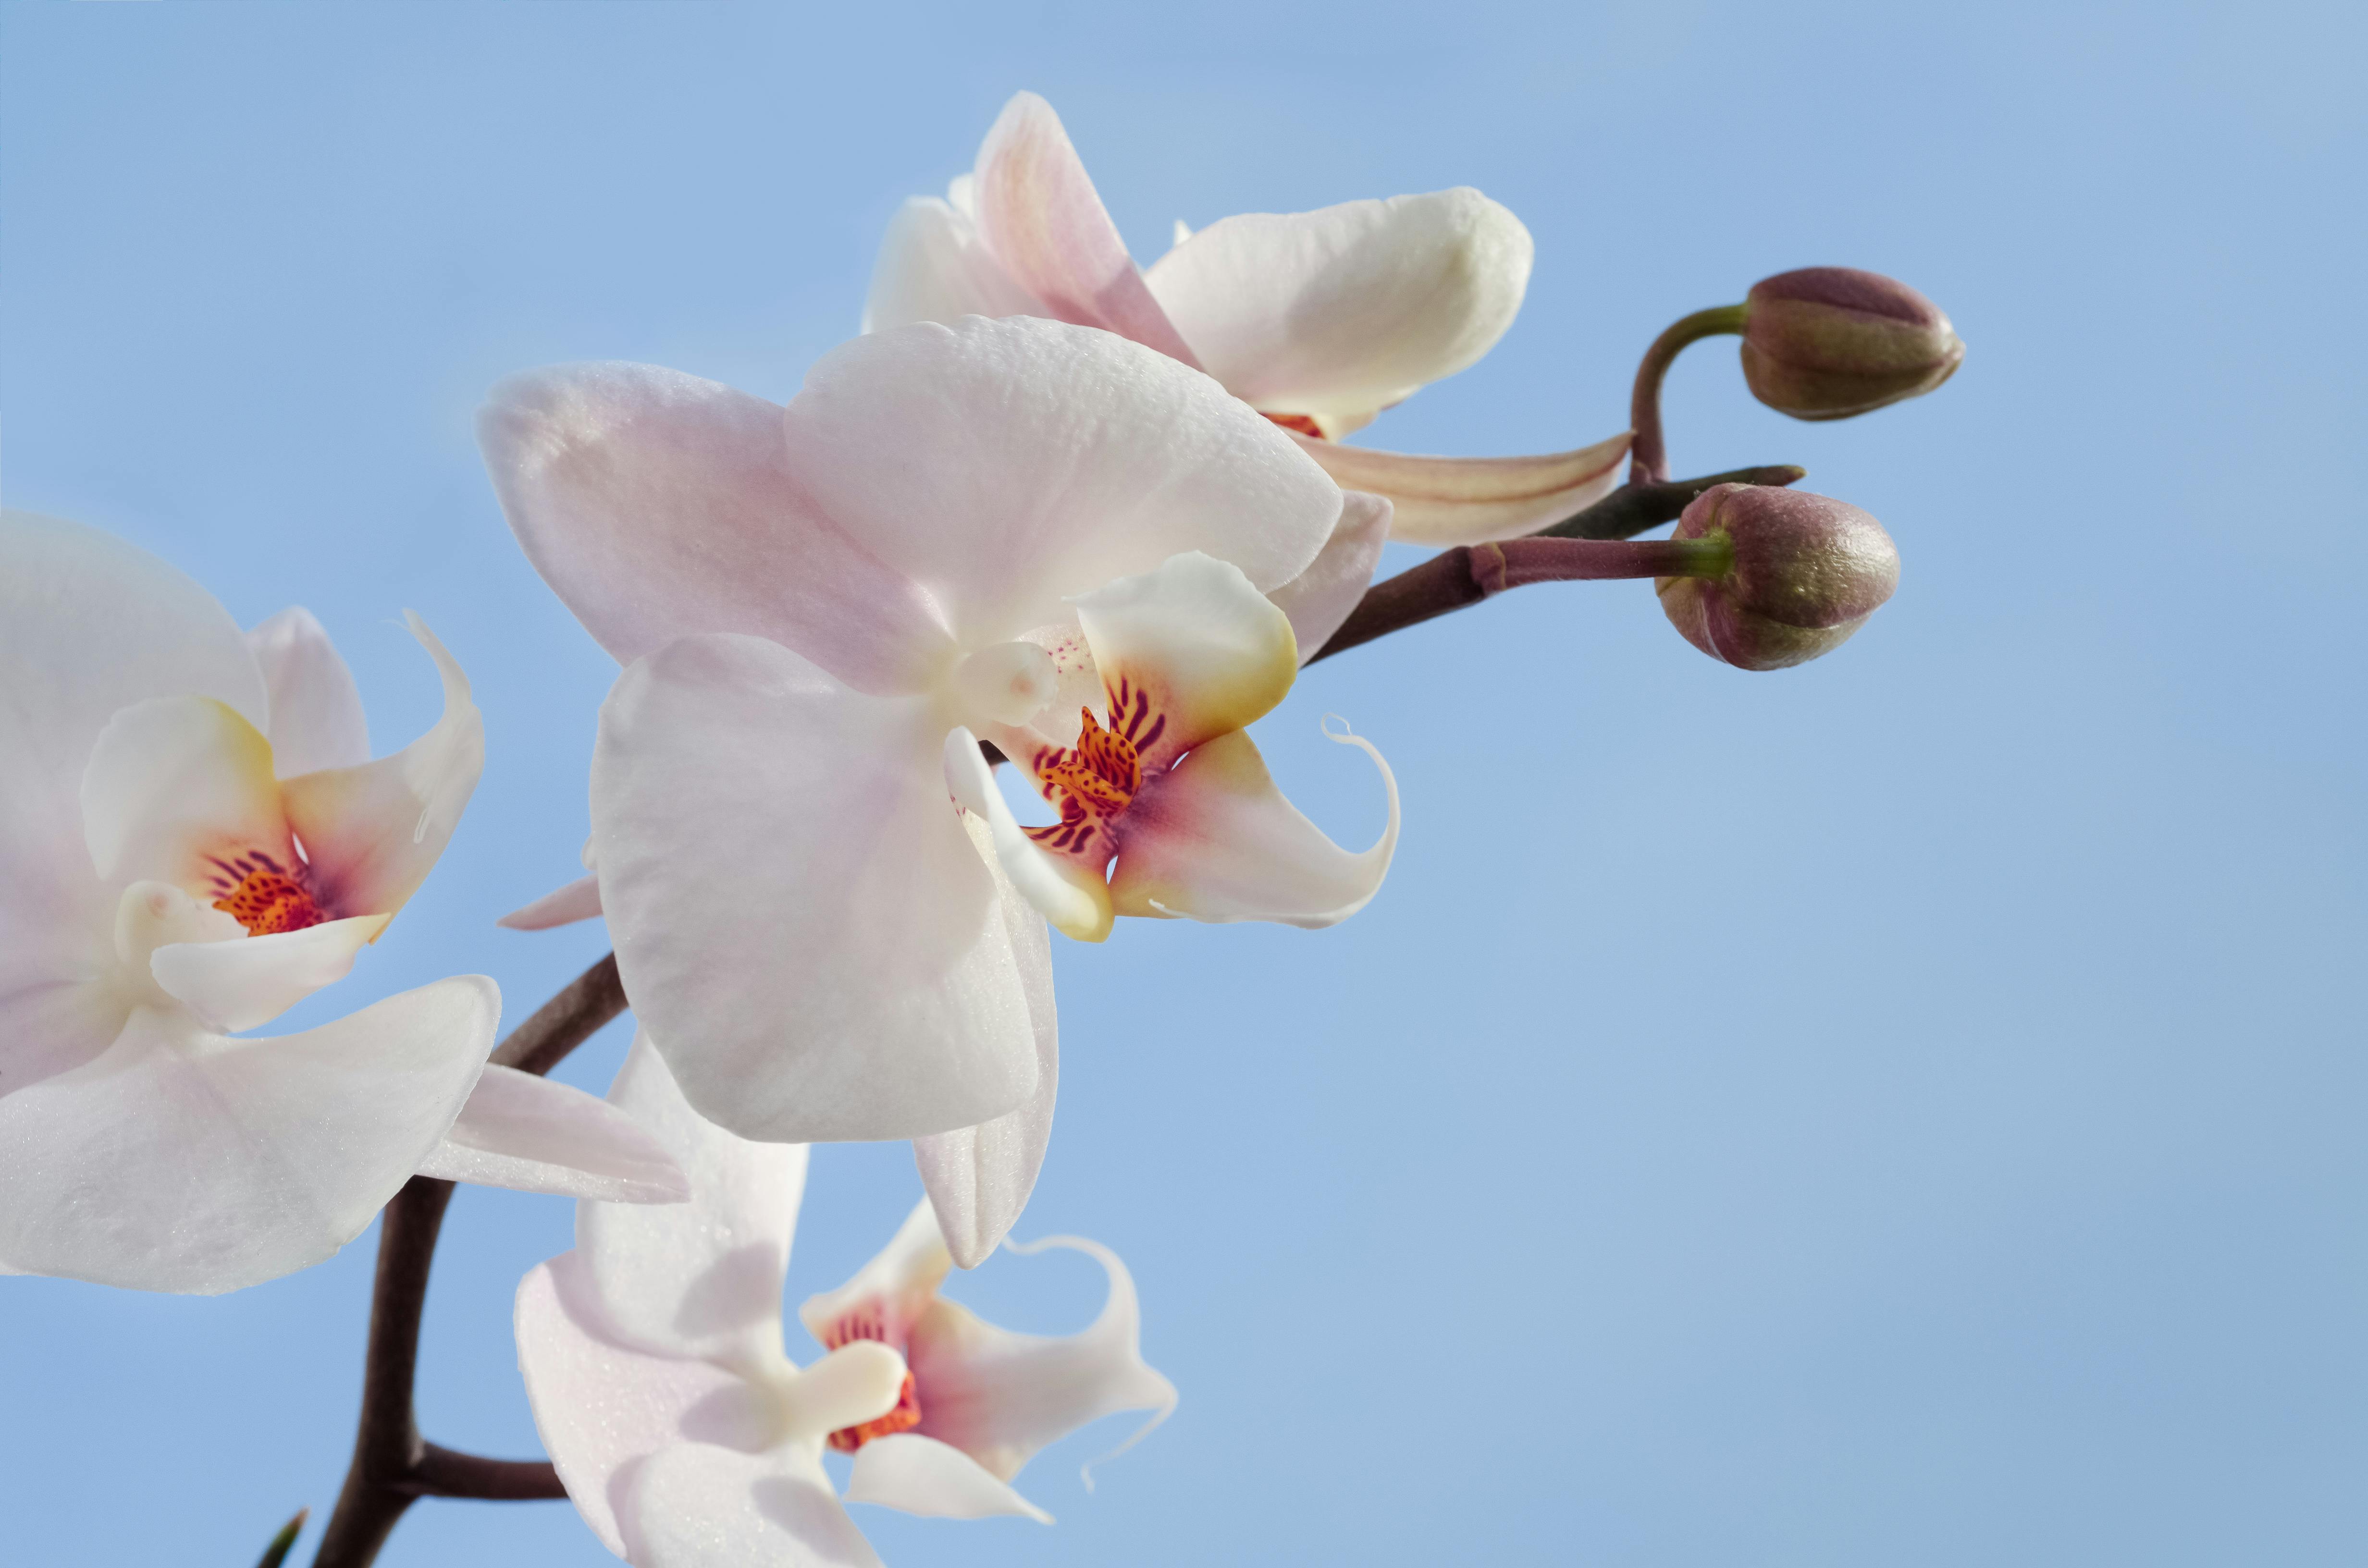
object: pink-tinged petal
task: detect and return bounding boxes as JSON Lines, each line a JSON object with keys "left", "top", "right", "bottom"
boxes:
{"left": 1145, "top": 188, "right": 1531, "bottom": 418}
{"left": 1268, "top": 490, "right": 1390, "bottom": 664}
{"left": 0, "top": 976, "right": 496, "bottom": 1294}
{"left": 1291, "top": 429, "right": 1631, "bottom": 546}
{"left": 625, "top": 1442, "right": 881, "bottom": 1568}
{"left": 579, "top": 1034, "right": 806, "bottom": 1367}
{"left": 417, "top": 1063, "right": 688, "bottom": 1204}
{"left": 970, "top": 92, "right": 1201, "bottom": 367}
{"left": 912, "top": 824, "right": 1058, "bottom": 1269}
{"left": 150, "top": 913, "right": 390, "bottom": 1033}
{"left": 497, "top": 872, "right": 604, "bottom": 931}
{"left": 1110, "top": 725, "right": 1398, "bottom": 928}
{"left": 798, "top": 1197, "right": 953, "bottom": 1352}
{"left": 594, "top": 636, "right": 1041, "bottom": 1143}
{"left": 908, "top": 1234, "right": 1177, "bottom": 1485}
{"left": 517, "top": 1252, "right": 767, "bottom": 1558}
{"left": 246, "top": 608, "right": 370, "bottom": 777}
{"left": 845, "top": 1433, "right": 1051, "bottom": 1523}
{"left": 479, "top": 363, "right": 953, "bottom": 694}
{"left": 784, "top": 317, "right": 1340, "bottom": 647}
{"left": 0, "top": 511, "right": 265, "bottom": 1091}
{"left": 944, "top": 728, "right": 1113, "bottom": 944}
{"left": 80, "top": 696, "right": 289, "bottom": 890}
{"left": 1073, "top": 551, "right": 1298, "bottom": 766}
{"left": 863, "top": 196, "right": 1046, "bottom": 334}
{"left": 277, "top": 614, "right": 481, "bottom": 922}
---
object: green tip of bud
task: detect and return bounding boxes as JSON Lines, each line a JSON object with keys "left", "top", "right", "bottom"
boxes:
{"left": 1739, "top": 267, "right": 1964, "bottom": 421}
{"left": 1655, "top": 483, "right": 1900, "bottom": 671}
{"left": 255, "top": 1507, "right": 308, "bottom": 1568}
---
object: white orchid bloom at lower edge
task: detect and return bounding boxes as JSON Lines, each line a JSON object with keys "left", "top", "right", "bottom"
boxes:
{"left": 866, "top": 90, "right": 1632, "bottom": 546}
{"left": 478, "top": 314, "right": 1397, "bottom": 1265}
{"left": 517, "top": 1035, "right": 1175, "bottom": 1566}
{"left": 0, "top": 512, "right": 685, "bottom": 1296}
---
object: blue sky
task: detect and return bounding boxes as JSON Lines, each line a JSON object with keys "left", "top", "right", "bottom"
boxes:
{"left": 1, "top": 2, "right": 2362, "bottom": 1565}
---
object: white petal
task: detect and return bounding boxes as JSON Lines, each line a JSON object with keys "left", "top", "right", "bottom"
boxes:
{"left": 277, "top": 614, "right": 481, "bottom": 922}
{"left": 150, "top": 912, "right": 390, "bottom": 1032}
{"left": 1291, "top": 429, "right": 1630, "bottom": 546}
{"left": 912, "top": 819, "right": 1059, "bottom": 1270}
{"left": 80, "top": 695, "right": 289, "bottom": 889}
{"left": 593, "top": 636, "right": 1040, "bottom": 1142}
{"left": 1109, "top": 724, "right": 1398, "bottom": 928}
{"left": 1073, "top": 551, "right": 1299, "bottom": 764}
{"left": 579, "top": 1034, "right": 807, "bottom": 1368}
{"left": 863, "top": 196, "right": 1045, "bottom": 334}
{"left": 0, "top": 511, "right": 264, "bottom": 1090}
{"left": 783, "top": 316, "right": 1341, "bottom": 648}
{"left": 516, "top": 1252, "right": 768, "bottom": 1558}
{"left": 908, "top": 1234, "right": 1177, "bottom": 1485}
{"left": 246, "top": 607, "right": 370, "bottom": 776}
{"left": 969, "top": 92, "right": 1202, "bottom": 367}
{"left": 1268, "top": 490, "right": 1391, "bottom": 663}
{"left": 1145, "top": 188, "right": 1532, "bottom": 417}
{"left": 845, "top": 1433, "right": 1050, "bottom": 1523}
{"left": 496, "top": 872, "right": 604, "bottom": 931}
{"left": 417, "top": 1063, "right": 689, "bottom": 1204}
{"left": 943, "top": 727, "right": 1112, "bottom": 944}
{"left": 479, "top": 361, "right": 953, "bottom": 693}
{"left": 798, "top": 1197, "right": 953, "bottom": 1352}
{"left": 626, "top": 1442, "right": 881, "bottom": 1568}
{"left": 0, "top": 977, "right": 496, "bottom": 1294}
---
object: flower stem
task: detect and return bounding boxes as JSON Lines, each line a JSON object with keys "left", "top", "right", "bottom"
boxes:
{"left": 1627, "top": 304, "right": 1748, "bottom": 486}
{"left": 310, "top": 953, "right": 627, "bottom": 1568}
{"left": 1307, "top": 465, "right": 1796, "bottom": 665}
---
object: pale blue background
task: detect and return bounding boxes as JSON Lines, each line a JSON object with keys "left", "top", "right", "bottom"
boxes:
{"left": 2, "top": 2, "right": 2361, "bottom": 1565}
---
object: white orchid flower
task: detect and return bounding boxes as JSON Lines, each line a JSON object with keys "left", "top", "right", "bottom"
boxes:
{"left": 478, "top": 314, "right": 1397, "bottom": 1262}
{"left": 516, "top": 1036, "right": 1174, "bottom": 1565}
{"left": 866, "top": 90, "right": 1631, "bottom": 546}
{"left": 0, "top": 512, "right": 685, "bottom": 1296}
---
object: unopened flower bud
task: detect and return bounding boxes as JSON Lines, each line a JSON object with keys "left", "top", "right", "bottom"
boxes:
{"left": 1656, "top": 483, "right": 1899, "bottom": 670}
{"left": 1740, "top": 268, "right": 1963, "bottom": 421}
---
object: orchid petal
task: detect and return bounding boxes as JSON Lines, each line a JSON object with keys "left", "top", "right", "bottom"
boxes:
{"left": 1144, "top": 188, "right": 1532, "bottom": 417}
{"left": 246, "top": 607, "right": 371, "bottom": 776}
{"left": 912, "top": 819, "right": 1059, "bottom": 1269}
{"left": 943, "top": 728, "right": 1112, "bottom": 944}
{"left": 970, "top": 92, "right": 1202, "bottom": 367}
{"left": 497, "top": 872, "right": 604, "bottom": 931}
{"left": 517, "top": 1252, "right": 768, "bottom": 1558}
{"left": 1073, "top": 551, "right": 1298, "bottom": 766}
{"left": 480, "top": 362, "right": 954, "bottom": 694}
{"left": 1110, "top": 725, "right": 1398, "bottom": 928}
{"left": 579, "top": 1034, "right": 806, "bottom": 1367}
{"left": 417, "top": 1063, "right": 689, "bottom": 1204}
{"left": 626, "top": 1442, "right": 880, "bottom": 1568}
{"left": 1289, "top": 429, "right": 1632, "bottom": 546}
{"left": 908, "top": 1234, "right": 1177, "bottom": 1485}
{"left": 845, "top": 1433, "right": 1051, "bottom": 1524}
{"left": 278, "top": 614, "right": 482, "bottom": 921}
{"left": 0, "top": 511, "right": 264, "bottom": 1090}
{"left": 784, "top": 316, "right": 1340, "bottom": 647}
{"left": 594, "top": 636, "right": 1041, "bottom": 1143}
{"left": 80, "top": 695, "right": 288, "bottom": 889}
{"left": 863, "top": 196, "right": 1045, "bottom": 334}
{"left": 150, "top": 913, "right": 390, "bottom": 1033}
{"left": 1268, "top": 490, "right": 1391, "bottom": 663}
{"left": 798, "top": 1197, "right": 954, "bottom": 1351}
{"left": 0, "top": 977, "right": 496, "bottom": 1294}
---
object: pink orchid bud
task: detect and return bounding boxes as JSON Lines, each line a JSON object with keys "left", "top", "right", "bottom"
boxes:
{"left": 1655, "top": 482, "right": 1899, "bottom": 670}
{"left": 1739, "top": 267, "right": 1963, "bottom": 421}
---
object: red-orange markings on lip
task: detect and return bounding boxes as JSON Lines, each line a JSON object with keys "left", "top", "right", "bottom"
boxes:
{"left": 206, "top": 850, "right": 330, "bottom": 935}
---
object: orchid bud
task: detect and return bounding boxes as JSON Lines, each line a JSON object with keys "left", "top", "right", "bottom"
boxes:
{"left": 1655, "top": 483, "right": 1899, "bottom": 670}
{"left": 1739, "top": 268, "right": 1963, "bottom": 421}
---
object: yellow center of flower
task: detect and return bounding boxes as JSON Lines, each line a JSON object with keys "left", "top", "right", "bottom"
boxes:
{"left": 206, "top": 852, "right": 329, "bottom": 935}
